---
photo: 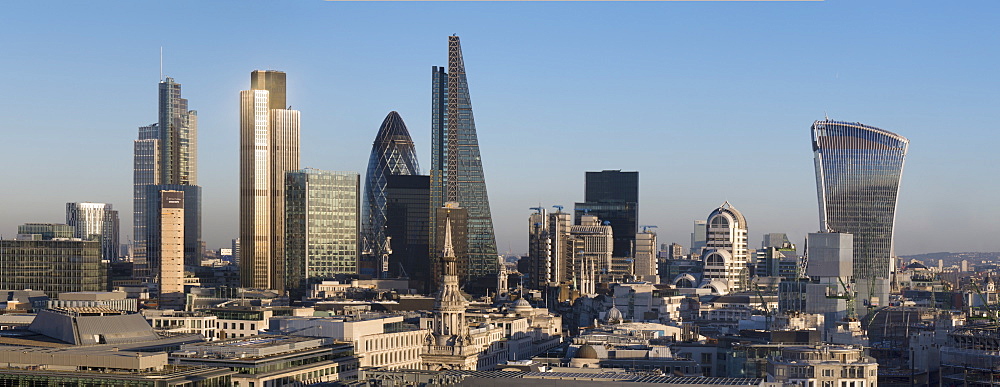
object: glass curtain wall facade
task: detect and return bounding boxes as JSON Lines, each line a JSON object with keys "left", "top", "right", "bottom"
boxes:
{"left": 0, "top": 239, "right": 105, "bottom": 297}
{"left": 384, "top": 174, "right": 431, "bottom": 291}
{"left": 363, "top": 111, "right": 420, "bottom": 277}
{"left": 574, "top": 170, "right": 638, "bottom": 258}
{"left": 812, "top": 120, "right": 908, "bottom": 292}
{"left": 135, "top": 77, "right": 198, "bottom": 280}
{"left": 285, "top": 169, "right": 360, "bottom": 295}
{"left": 430, "top": 35, "right": 499, "bottom": 289}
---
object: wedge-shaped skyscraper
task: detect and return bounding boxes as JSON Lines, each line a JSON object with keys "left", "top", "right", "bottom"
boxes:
{"left": 363, "top": 111, "right": 420, "bottom": 277}
{"left": 812, "top": 120, "right": 908, "bottom": 308}
{"left": 431, "top": 35, "right": 498, "bottom": 289}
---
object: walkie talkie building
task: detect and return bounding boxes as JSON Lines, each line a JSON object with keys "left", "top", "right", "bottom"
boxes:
{"left": 812, "top": 120, "right": 908, "bottom": 306}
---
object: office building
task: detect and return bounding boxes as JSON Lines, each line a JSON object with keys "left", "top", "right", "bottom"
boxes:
{"left": 699, "top": 202, "right": 749, "bottom": 293}
{"left": 574, "top": 170, "right": 638, "bottom": 258}
{"left": 0, "top": 239, "right": 105, "bottom": 297}
{"left": 363, "top": 111, "right": 420, "bottom": 278}
{"left": 149, "top": 190, "right": 185, "bottom": 309}
{"left": 569, "top": 214, "right": 613, "bottom": 292}
{"left": 173, "top": 335, "right": 359, "bottom": 385}
{"left": 284, "top": 169, "right": 360, "bottom": 295}
{"left": 634, "top": 230, "right": 658, "bottom": 283}
{"left": 272, "top": 314, "right": 428, "bottom": 370}
{"left": 525, "top": 207, "right": 573, "bottom": 290}
{"left": 690, "top": 219, "right": 707, "bottom": 255}
{"left": 384, "top": 174, "right": 431, "bottom": 290}
{"left": 134, "top": 77, "right": 198, "bottom": 280}
{"left": 66, "top": 202, "right": 119, "bottom": 261}
{"left": 144, "top": 185, "right": 202, "bottom": 271}
{"left": 812, "top": 120, "right": 908, "bottom": 309}
{"left": 762, "top": 232, "right": 792, "bottom": 249}
{"left": 240, "top": 70, "right": 301, "bottom": 291}
{"left": 766, "top": 345, "right": 877, "bottom": 386}
{"left": 430, "top": 35, "right": 499, "bottom": 290}
{"left": 17, "top": 223, "right": 74, "bottom": 240}
{"left": 804, "top": 232, "right": 854, "bottom": 325}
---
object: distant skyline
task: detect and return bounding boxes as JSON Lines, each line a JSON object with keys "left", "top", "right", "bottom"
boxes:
{"left": 2, "top": 1, "right": 999, "bottom": 256}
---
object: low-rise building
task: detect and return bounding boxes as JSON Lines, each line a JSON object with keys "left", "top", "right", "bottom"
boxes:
{"left": 172, "top": 334, "right": 359, "bottom": 386}
{"left": 271, "top": 314, "right": 428, "bottom": 370}
{"left": 143, "top": 309, "right": 219, "bottom": 340}
{"left": 766, "top": 345, "right": 878, "bottom": 387}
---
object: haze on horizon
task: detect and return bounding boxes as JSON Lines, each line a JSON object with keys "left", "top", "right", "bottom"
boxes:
{"left": 1, "top": 0, "right": 998, "bottom": 257}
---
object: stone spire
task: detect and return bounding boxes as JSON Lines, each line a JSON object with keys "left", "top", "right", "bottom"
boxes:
{"left": 433, "top": 217, "right": 468, "bottom": 340}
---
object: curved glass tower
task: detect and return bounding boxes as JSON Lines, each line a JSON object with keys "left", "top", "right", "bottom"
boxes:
{"left": 364, "top": 111, "right": 420, "bottom": 274}
{"left": 812, "top": 120, "right": 908, "bottom": 286}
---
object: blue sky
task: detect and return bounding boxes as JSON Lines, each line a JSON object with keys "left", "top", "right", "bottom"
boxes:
{"left": 2, "top": 0, "right": 998, "bottom": 255}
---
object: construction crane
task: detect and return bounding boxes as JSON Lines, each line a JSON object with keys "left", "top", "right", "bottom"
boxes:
{"left": 552, "top": 205, "right": 564, "bottom": 212}
{"left": 529, "top": 206, "right": 544, "bottom": 214}
{"left": 640, "top": 225, "right": 658, "bottom": 233}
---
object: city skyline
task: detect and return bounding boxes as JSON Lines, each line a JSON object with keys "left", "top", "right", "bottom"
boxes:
{"left": 2, "top": 1, "right": 999, "bottom": 256}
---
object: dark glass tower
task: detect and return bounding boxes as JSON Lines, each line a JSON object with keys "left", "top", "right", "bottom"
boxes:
{"left": 385, "top": 174, "right": 431, "bottom": 291}
{"left": 363, "top": 111, "right": 420, "bottom": 277}
{"left": 574, "top": 170, "right": 639, "bottom": 258}
{"left": 812, "top": 120, "right": 908, "bottom": 306}
{"left": 430, "top": 35, "right": 498, "bottom": 289}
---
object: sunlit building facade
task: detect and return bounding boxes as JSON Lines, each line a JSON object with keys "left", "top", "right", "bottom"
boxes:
{"left": 700, "top": 202, "right": 749, "bottom": 294}
{"left": 285, "top": 169, "right": 360, "bottom": 295}
{"left": 812, "top": 120, "right": 908, "bottom": 307}
{"left": 363, "top": 111, "right": 420, "bottom": 277}
{"left": 240, "top": 70, "right": 301, "bottom": 291}
{"left": 430, "top": 35, "right": 499, "bottom": 289}
{"left": 65, "top": 202, "right": 119, "bottom": 261}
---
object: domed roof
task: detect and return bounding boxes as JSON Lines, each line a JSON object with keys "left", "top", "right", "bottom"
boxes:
{"left": 707, "top": 201, "right": 747, "bottom": 229}
{"left": 576, "top": 344, "right": 600, "bottom": 359}
{"left": 606, "top": 305, "right": 624, "bottom": 324}
{"left": 513, "top": 298, "right": 532, "bottom": 311}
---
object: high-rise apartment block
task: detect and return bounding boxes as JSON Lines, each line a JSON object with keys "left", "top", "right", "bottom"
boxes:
{"left": 430, "top": 36, "right": 499, "bottom": 291}
{"left": 240, "top": 70, "right": 300, "bottom": 291}
{"left": 363, "top": 111, "right": 420, "bottom": 278}
{"left": 66, "top": 202, "right": 119, "bottom": 261}
{"left": 812, "top": 120, "right": 908, "bottom": 309}
{"left": 574, "top": 170, "right": 638, "bottom": 258}
{"left": 284, "top": 169, "right": 360, "bottom": 295}
{"left": 699, "top": 202, "right": 749, "bottom": 293}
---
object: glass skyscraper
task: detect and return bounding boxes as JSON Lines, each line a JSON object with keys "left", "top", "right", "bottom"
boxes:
{"left": 574, "top": 170, "right": 639, "bottom": 258}
{"left": 134, "top": 77, "right": 199, "bottom": 280}
{"left": 430, "top": 35, "right": 498, "bottom": 289}
{"left": 363, "top": 111, "right": 420, "bottom": 277}
{"left": 812, "top": 120, "right": 908, "bottom": 306}
{"left": 285, "top": 169, "right": 360, "bottom": 295}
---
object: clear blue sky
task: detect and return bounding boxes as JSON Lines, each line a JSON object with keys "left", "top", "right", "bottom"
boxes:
{"left": 2, "top": 0, "right": 998, "bottom": 256}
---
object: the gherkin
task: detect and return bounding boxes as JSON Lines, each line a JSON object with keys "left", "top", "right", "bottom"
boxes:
{"left": 363, "top": 111, "right": 420, "bottom": 276}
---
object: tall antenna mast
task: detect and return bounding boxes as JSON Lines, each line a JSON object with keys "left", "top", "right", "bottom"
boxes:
{"left": 159, "top": 46, "right": 163, "bottom": 81}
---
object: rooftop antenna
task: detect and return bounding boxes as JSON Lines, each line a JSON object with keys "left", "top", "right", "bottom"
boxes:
{"left": 824, "top": 111, "right": 829, "bottom": 121}
{"left": 159, "top": 46, "right": 163, "bottom": 82}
